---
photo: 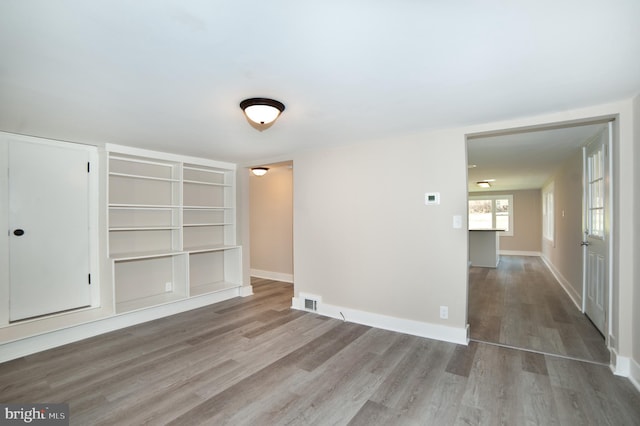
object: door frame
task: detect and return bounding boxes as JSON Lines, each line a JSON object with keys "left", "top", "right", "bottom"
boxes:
{"left": 581, "top": 121, "right": 614, "bottom": 343}
{"left": 0, "top": 132, "right": 101, "bottom": 327}
{"left": 465, "top": 115, "right": 617, "bottom": 350}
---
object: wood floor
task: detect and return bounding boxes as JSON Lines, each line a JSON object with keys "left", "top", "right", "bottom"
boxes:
{"left": 469, "top": 255, "right": 610, "bottom": 364}
{"left": 2, "top": 278, "right": 639, "bottom": 425}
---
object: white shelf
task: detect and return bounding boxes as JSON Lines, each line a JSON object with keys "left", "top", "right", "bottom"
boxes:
{"left": 183, "top": 180, "right": 231, "bottom": 187}
{"left": 183, "top": 223, "right": 232, "bottom": 227}
{"left": 116, "top": 292, "right": 187, "bottom": 314}
{"left": 110, "top": 246, "right": 238, "bottom": 259}
{"left": 109, "top": 204, "right": 179, "bottom": 210}
{"left": 109, "top": 154, "right": 176, "bottom": 168}
{"left": 183, "top": 205, "right": 231, "bottom": 210}
{"left": 183, "top": 165, "right": 225, "bottom": 173}
{"left": 110, "top": 172, "right": 180, "bottom": 183}
{"left": 110, "top": 250, "right": 184, "bottom": 261}
{"left": 109, "top": 226, "right": 180, "bottom": 231}
{"left": 185, "top": 245, "right": 239, "bottom": 254}
{"left": 190, "top": 281, "right": 240, "bottom": 297}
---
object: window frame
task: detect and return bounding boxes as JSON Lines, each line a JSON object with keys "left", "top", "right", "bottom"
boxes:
{"left": 542, "top": 182, "right": 555, "bottom": 243}
{"left": 468, "top": 194, "right": 514, "bottom": 237}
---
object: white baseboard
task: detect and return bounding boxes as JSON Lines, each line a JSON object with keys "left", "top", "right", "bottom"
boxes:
{"left": 499, "top": 250, "right": 541, "bottom": 256}
{"left": 251, "top": 269, "right": 294, "bottom": 283}
{"left": 608, "top": 349, "right": 640, "bottom": 394}
{"left": 239, "top": 285, "right": 254, "bottom": 297}
{"left": 614, "top": 351, "right": 640, "bottom": 392}
{"left": 0, "top": 288, "right": 240, "bottom": 364}
{"left": 291, "top": 297, "right": 468, "bottom": 346}
{"left": 540, "top": 255, "right": 582, "bottom": 309}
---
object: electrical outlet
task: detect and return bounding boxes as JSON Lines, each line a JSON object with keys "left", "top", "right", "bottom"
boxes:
{"left": 440, "top": 306, "right": 448, "bottom": 319}
{"left": 165, "top": 282, "right": 172, "bottom": 292}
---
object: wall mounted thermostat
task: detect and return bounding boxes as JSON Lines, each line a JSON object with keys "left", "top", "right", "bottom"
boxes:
{"left": 424, "top": 192, "right": 440, "bottom": 205}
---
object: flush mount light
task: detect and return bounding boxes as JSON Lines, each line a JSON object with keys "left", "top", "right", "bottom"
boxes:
{"left": 251, "top": 167, "right": 269, "bottom": 177}
{"left": 477, "top": 181, "right": 491, "bottom": 188}
{"left": 240, "top": 98, "right": 285, "bottom": 131}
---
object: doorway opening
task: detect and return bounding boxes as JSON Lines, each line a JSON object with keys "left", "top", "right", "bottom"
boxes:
{"left": 465, "top": 118, "right": 614, "bottom": 363}
{"left": 248, "top": 161, "right": 294, "bottom": 287}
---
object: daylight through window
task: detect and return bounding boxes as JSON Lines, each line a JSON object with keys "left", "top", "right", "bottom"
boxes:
{"left": 468, "top": 195, "right": 513, "bottom": 236}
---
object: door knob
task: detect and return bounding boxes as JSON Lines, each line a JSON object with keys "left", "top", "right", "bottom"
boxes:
{"left": 13, "top": 229, "right": 25, "bottom": 236}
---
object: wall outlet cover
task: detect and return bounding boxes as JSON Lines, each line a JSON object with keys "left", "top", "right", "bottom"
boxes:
{"left": 439, "top": 305, "right": 448, "bottom": 319}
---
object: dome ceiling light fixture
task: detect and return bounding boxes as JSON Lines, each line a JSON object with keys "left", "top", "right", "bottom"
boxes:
{"left": 251, "top": 167, "right": 269, "bottom": 177}
{"left": 240, "top": 98, "right": 285, "bottom": 131}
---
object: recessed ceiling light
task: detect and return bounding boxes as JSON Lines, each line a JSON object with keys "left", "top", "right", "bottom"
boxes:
{"left": 477, "top": 181, "right": 491, "bottom": 188}
{"left": 468, "top": 164, "right": 477, "bottom": 168}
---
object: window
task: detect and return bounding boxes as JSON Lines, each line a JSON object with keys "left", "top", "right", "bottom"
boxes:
{"left": 542, "top": 183, "right": 554, "bottom": 242}
{"left": 468, "top": 194, "right": 513, "bottom": 236}
{"left": 587, "top": 147, "right": 604, "bottom": 238}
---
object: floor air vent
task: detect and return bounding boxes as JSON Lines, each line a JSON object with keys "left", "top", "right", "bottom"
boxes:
{"left": 304, "top": 298, "right": 318, "bottom": 312}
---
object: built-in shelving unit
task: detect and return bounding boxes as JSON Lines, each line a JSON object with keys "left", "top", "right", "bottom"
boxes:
{"left": 107, "top": 148, "right": 242, "bottom": 314}
{"left": 182, "top": 164, "right": 241, "bottom": 300}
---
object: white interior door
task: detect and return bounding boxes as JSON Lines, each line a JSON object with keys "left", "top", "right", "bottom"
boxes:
{"left": 9, "top": 140, "right": 92, "bottom": 321}
{"left": 582, "top": 125, "right": 610, "bottom": 336}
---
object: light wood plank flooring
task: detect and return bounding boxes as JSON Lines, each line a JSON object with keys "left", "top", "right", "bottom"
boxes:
{"left": 469, "top": 255, "right": 610, "bottom": 364}
{"left": 1, "top": 278, "right": 638, "bottom": 425}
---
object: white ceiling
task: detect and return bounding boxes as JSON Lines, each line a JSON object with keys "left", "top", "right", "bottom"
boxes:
{"left": 1, "top": 1, "right": 639, "bottom": 164}
{"left": 467, "top": 122, "right": 608, "bottom": 192}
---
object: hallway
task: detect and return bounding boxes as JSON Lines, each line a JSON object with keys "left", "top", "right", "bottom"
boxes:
{"left": 468, "top": 255, "right": 610, "bottom": 364}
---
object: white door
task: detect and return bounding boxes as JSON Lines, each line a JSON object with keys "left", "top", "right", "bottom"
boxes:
{"left": 582, "top": 125, "right": 610, "bottom": 336}
{"left": 9, "top": 140, "right": 92, "bottom": 321}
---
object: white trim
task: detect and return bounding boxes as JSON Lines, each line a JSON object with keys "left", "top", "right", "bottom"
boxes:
{"left": 239, "top": 285, "right": 254, "bottom": 297}
{"left": 606, "top": 121, "right": 614, "bottom": 344}
{"left": 105, "top": 143, "right": 236, "bottom": 170}
{"left": 540, "top": 255, "right": 582, "bottom": 309}
{"left": 611, "top": 352, "right": 640, "bottom": 395}
{"left": 611, "top": 349, "right": 630, "bottom": 376}
{"left": 0, "top": 288, "right": 240, "bottom": 363}
{"left": 291, "top": 297, "right": 468, "bottom": 345}
{"left": 629, "top": 357, "right": 640, "bottom": 393}
{"left": 251, "top": 269, "right": 294, "bottom": 283}
{"left": 499, "top": 250, "right": 541, "bottom": 257}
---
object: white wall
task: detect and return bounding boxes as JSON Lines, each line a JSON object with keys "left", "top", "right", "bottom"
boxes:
{"left": 290, "top": 98, "right": 637, "bottom": 363}
{"left": 294, "top": 129, "right": 469, "bottom": 340}
{"left": 250, "top": 164, "right": 293, "bottom": 282}
{"left": 541, "top": 149, "right": 584, "bottom": 304}
{"left": 236, "top": 168, "right": 252, "bottom": 288}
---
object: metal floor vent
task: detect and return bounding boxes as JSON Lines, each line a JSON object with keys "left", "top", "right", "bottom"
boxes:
{"left": 304, "top": 298, "right": 318, "bottom": 312}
